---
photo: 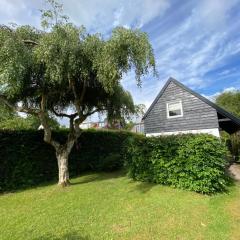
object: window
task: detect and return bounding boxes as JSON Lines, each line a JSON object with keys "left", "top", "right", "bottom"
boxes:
{"left": 166, "top": 100, "right": 183, "bottom": 118}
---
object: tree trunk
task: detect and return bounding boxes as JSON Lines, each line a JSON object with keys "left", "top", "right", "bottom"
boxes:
{"left": 56, "top": 150, "right": 70, "bottom": 187}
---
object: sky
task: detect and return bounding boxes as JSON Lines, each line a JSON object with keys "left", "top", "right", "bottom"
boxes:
{"left": 0, "top": 0, "right": 240, "bottom": 123}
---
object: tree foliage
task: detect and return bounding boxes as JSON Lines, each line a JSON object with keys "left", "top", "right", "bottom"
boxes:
{"left": 0, "top": 113, "right": 59, "bottom": 130}
{"left": 216, "top": 90, "right": 240, "bottom": 161}
{"left": 215, "top": 90, "right": 240, "bottom": 117}
{"left": 0, "top": 102, "right": 15, "bottom": 122}
{"left": 0, "top": 9, "right": 155, "bottom": 124}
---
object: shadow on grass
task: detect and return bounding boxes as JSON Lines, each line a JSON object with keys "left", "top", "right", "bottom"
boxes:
{"left": 70, "top": 170, "right": 126, "bottom": 185}
{"left": 0, "top": 178, "right": 58, "bottom": 195}
{"left": 33, "top": 231, "right": 91, "bottom": 240}
{"left": 130, "top": 176, "right": 237, "bottom": 195}
{"left": 131, "top": 181, "right": 156, "bottom": 193}
{"left": 0, "top": 170, "right": 126, "bottom": 195}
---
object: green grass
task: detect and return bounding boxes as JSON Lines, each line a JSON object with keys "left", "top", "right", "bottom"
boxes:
{"left": 0, "top": 171, "right": 239, "bottom": 240}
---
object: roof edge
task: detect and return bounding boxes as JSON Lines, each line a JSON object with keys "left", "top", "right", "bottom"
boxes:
{"left": 142, "top": 77, "right": 175, "bottom": 120}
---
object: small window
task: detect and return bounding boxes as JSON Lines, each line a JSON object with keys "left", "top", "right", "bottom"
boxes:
{"left": 166, "top": 100, "right": 183, "bottom": 118}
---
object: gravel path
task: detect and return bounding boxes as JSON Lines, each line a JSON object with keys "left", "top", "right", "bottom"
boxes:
{"left": 229, "top": 163, "right": 240, "bottom": 181}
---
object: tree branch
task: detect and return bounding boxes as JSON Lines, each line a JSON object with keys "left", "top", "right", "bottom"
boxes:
{"left": 0, "top": 95, "right": 39, "bottom": 115}
{"left": 79, "top": 80, "right": 86, "bottom": 105}
{"left": 23, "top": 39, "right": 38, "bottom": 45}
{"left": 69, "top": 78, "right": 91, "bottom": 122}
{"left": 38, "top": 95, "right": 60, "bottom": 149}
{"left": 65, "top": 117, "right": 76, "bottom": 154}
{"left": 0, "top": 25, "right": 13, "bottom": 32}
{"left": 52, "top": 108, "right": 78, "bottom": 119}
{"left": 69, "top": 78, "right": 85, "bottom": 117}
{"left": 83, "top": 107, "right": 106, "bottom": 118}
{"left": 74, "top": 115, "right": 87, "bottom": 135}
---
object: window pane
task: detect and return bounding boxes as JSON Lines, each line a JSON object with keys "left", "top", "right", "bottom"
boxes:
{"left": 169, "top": 109, "right": 181, "bottom": 116}
{"left": 168, "top": 102, "right": 180, "bottom": 111}
{"left": 167, "top": 101, "right": 182, "bottom": 117}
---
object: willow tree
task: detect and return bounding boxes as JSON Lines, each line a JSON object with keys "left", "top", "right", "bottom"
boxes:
{"left": 0, "top": 1, "right": 156, "bottom": 186}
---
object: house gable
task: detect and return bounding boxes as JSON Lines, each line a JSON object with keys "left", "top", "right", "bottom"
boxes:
{"left": 143, "top": 78, "right": 219, "bottom": 134}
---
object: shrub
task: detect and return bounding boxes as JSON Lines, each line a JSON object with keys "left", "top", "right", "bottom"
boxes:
{"left": 221, "top": 131, "right": 240, "bottom": 163}
{"left": 0, "top": 130, "right": 230, "bottom": 194}
{"left": 125, "top": 134, "right": 229, "bottom": 194}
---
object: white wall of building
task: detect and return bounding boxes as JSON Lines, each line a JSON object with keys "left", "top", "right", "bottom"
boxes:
{"left": 146, "top": 128, "right": 220, "bottom": 138}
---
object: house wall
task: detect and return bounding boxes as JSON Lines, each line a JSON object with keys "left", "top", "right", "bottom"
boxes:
{"left": 131, "top": 122, "right": 144, "bottom": 134}
{"left": 144, "top": 81, "right": 219, "bottom": 136}
{"left": 146, "top": 128, "right": 220, "bottom": 137}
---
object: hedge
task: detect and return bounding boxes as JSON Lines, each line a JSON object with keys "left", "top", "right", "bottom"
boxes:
{"left": 0, "top": 129, "right": 133, "bottom": 192}
{"left": 0, "top": 130, "right": 230, "bottom": 194}
{"left": 125, "top": 134, "right": 229, "bottom": 194}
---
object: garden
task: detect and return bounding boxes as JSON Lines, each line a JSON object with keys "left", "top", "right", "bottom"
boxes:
{"left": 0, "top": 130, "right": 240, "bottom": 239}
{"left": 0, "top": 1, "right": 239, "bottom": 239}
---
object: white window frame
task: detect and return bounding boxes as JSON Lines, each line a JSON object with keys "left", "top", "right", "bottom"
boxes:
{"left": 166, "top": 100, "right": 183, "bottom": 119}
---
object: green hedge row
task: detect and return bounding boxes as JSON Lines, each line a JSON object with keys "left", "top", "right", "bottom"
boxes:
{"left": 0, "top": 130, "right": 229, "bottom": 194}
{"left": 125, "top": 134, "right": 229, "bottom": 194}
{"left": 0, "top": 129, "right": 133, "bottom": 192}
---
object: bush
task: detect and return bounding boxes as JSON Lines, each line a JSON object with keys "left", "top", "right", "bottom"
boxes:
{"left": 221, "top": 131, "right": 240, "bottom": 163}
{"left": 125, "top": 134, "right": 229, "bottom": 194}
{"left": 0, "top": 130, "right": 230, "bottom": 194}
{"left": 0, "top": 129, "right": 133, "bottom": 192}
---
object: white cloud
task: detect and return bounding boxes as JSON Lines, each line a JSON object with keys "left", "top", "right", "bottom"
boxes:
{"left": 63, "top": 0, "right": 170, "bottom": 32}
{"left": 195, "top": 0, "right": 238, "bottom": 31}
{"left": 203, "top": 87, "right": 238, "bottom": 101}
{"left": 117, "top": 0, "right": 170, "bottom": 28}
{"left": 223, "top": 87, "right": 238, "bottom": 92}
{"left": 0, "top": 0, "right": 170, "bottom": 32}
{"left": 151, "top": 0, "right": 240, "bottom": 91}
{"left": 0, "top": 0, "right": 42, "bottom": 27}
{"left": 124, "top": 0, "right": 240, "bottom": 109}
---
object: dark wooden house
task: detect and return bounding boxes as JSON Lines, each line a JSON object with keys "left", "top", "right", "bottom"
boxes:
{"left": 142, "top": 78, "right": 240, "bottom": 137}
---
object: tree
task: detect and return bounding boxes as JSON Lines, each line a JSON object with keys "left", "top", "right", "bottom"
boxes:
{"left": 0, "top": 104, "right": 60, "bottom": 130}
{"left": 0, "top": 102, "right": 16, "bottom": 122}
{"left": 215, "top": 90, "right": 240, "bottom": 117}
{"left": 216, "top": 90, "right": 240, "bottom": 160}
{"left": 0, "top": 1, "right": 156, "bottom": 186}
{"left": 0, "top": 115, "right": 36, "bottom": 130}
{"left": 105, "top": 85, "right": 135, "bottom": 129}
{"left": 134, "top": 104, "right": 146, "bottom": 119}
{"left": 119, "top": 103, "right": 146, "bottom": 130}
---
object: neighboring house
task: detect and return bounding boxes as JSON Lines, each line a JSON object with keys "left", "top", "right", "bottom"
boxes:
{"left": 79, "top": 119, "right": 122, "bottom": 130}
{"left": 38, "top": 124, "right": 44, "bottom": 130}
{"left": 143, "top": 77, "right": 240, "bottom": 137}
{"left": 131, "top": 121, "right": 144, "bottom": 134}
{"left": 80, "top": 121, "right": 106, "bottom": 129}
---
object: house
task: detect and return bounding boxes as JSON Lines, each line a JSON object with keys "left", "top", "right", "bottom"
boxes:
{"left": 79, "top": 118, "right": 122, "bottom": 130}
{"left": 142, "top": 77, "right": 240, "bottom": 137}
{"left": 131, "top": 121, "right": 144, "bottom": 134}
{"left": 80, "top": 121, "right": 106, "bottom": 129}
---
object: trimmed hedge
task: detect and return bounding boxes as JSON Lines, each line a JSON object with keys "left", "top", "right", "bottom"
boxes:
{"left": 125, "top": 134, "right": 229, "bottom": 194}
{"left": 0, "top": 129, "right": 133, "bottom": 192}
{"left": 0, "top": 130, "right": 229, "bottom": 194}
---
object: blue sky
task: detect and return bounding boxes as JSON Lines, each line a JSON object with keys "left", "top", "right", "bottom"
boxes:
{"left": 1, "top": 0, "right": 240, "bottom": 115}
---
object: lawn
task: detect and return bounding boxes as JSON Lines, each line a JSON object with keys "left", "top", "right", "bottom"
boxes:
{"left": 0, "top": 171, "right": 239, "bottom": 240}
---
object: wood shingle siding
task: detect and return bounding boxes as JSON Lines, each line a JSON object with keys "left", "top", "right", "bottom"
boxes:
{"left": 144, "top": 81, "right": 219, "bottom": 134}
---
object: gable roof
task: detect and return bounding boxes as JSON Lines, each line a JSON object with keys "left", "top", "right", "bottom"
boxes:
{"left": 142, "top": 77, "right": 240, "bottom": 126}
